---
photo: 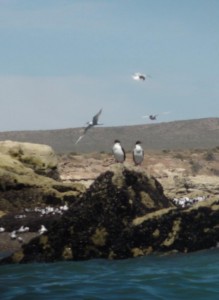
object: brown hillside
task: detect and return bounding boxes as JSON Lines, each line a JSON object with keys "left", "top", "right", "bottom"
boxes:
{"left": 0, "top": 118, "right": 219, "bottom": 153}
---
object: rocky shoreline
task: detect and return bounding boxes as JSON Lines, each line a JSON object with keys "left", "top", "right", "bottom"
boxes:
{"left": 1, "top": 140, "right": 219, "bottom": 263}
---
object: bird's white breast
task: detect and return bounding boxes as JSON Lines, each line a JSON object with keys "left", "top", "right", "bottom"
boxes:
{"left": 113, "top": 143, "right": 125, "bottom": 162}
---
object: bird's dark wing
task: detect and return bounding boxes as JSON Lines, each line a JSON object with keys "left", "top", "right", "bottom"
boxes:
{"left": 92, "top": 109, "right": 102, "bottom": 125}
{"left": 122, "top": 147, "right": 126, "bottom": 161}
{"left": 132, "top": 149, "right": 135, "bottom": 162}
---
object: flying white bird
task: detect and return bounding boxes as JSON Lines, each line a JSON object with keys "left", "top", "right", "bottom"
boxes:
{"left": 132, "top": 72, "right": 151, "bottom": 81}
{"left": 133, "top": 141, "right": 144, "bottom": 166}
{"left": 142, "top": 112, "right": 170, "bottom": 121}
{"left": 75, "top": 109, "right": 103, "bottom": 144}
{"left": 112, "top": 140, "right": 126, "bottom": 163}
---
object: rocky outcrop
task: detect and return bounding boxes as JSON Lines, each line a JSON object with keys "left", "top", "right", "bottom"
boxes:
{"left": 158, "top": 173, "right": 219, "bottom": 199}
{"left": 2, "top": 147, "right": 219, "bottom": 264}
{"left": 2, "top": 164, "right": 219, "bottom": 264}
{"left": 0, "top": 140, "right": 58, "bottom": 178}
{"left": 0, "top": 142, "right": 86, "bottom": 213}
{"left": 0, "top": 165, "right": 175, "bottom": 263}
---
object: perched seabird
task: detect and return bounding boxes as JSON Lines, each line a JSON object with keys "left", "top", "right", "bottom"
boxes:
{"left": 38, "top": 225, "right": 47, "bottom": 235}
{"left": 0, "top": 227, "right": 5, "bottom": 233}
{"left": 133, "top": 141, "right": 144, "bottom": 165}
{"left": 142, "top": 111, "right": 170, "bottom": 121}
{"left": 17, "top": 225, "right": 29, "bottom": 233}
{"left": 10, "top": 230, "right": 17, "bottom": 240}
{"left": 17, "top": 236, "right": 24, "bottom": 243}
{"left": 112, "top": 140, "right": 126, "bottom": 163}
{"left": 132, "top": 72, "right": 151, "bottom": 81}
{"left": 75, "top": 109, "right": 103, "bottom": 144}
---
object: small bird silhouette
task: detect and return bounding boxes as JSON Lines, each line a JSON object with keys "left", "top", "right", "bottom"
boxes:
{"left": 132, "top": 72, "right": 151, "bottom": 81}
{"left": 142, "top": 112, "right": 170, "bottom": 121}
{"left": 75, "top": 109, "right": 103, "bottom": 144}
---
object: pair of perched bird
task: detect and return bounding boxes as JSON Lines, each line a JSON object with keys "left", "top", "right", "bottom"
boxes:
{"left": 112, "top": 140, "right": 144, "bottom": 165}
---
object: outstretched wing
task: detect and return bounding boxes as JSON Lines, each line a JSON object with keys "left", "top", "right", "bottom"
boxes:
{"left": 92, "top": 108, "right": 102, "bottom": 125}
{"left": 75, "top": 134, "right": 85, "bottom": 145}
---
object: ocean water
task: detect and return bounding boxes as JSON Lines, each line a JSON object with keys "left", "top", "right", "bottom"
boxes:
{"left": 1, "top": 249, "right": 219, "bottom": 300}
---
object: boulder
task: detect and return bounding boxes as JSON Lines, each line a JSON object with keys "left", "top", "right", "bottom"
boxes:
{"left": 159, "top": 173, "right": 219, "bottom": 199}
{"left": 0, "top": 140, "right": 58, "bottom": 178}
{"left": 0, "top": 145, "right": 86, "bottom": 213}
{"left": 0, "top": 164, "right": 174, "bottom": 263}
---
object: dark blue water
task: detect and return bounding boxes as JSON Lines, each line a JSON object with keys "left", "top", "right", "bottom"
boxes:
{"left": 1, "top": 249, "right": 219, "bottom": 300}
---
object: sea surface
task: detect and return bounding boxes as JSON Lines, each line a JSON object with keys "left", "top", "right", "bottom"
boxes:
{"left": 1, "top": 249, "right": 219, "bottom": 300}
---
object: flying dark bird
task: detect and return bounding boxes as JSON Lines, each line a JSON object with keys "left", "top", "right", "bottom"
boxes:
{"left": 112, "top": 140, "right": 126, "bottom": 163}
{"left": 133, "top": 141, "right": 144, "bottom": 166}
{"left": 142, "top": 111, "right": 170, "bottom": 121}
{"left": 132, "top": 72, "right": 151, "bottom": 81}
{"left": 75, "top": 109, "right": 103, "bottom": 144}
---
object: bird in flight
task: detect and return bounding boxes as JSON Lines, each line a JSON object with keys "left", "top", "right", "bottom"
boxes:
{"left": 142, "top": 112, "right": 170, "bottom": 121}
{"left": 75, "top": 109, "right": 103, "bottom": 144}
{"left": 132, "top": 72, "right": 151, "bottom": 81}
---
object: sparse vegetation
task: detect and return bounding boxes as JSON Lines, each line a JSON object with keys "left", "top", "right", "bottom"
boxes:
{"left": 211, "top": 168, "right": 219, "bottom": 176}
{"left": 203, "top": 151, "right": 215, "bottom": 161}
{"left": 69, "top": 152, "right": 79, "bottom": 156}
{"left": 173, "top": 153, "right": 184, "bottom": 160}
{"left": 189, "top": 160, "right": 202, "bottom": 175}
{"left": 162, "top": 149, "right": 170, "bottom": 154}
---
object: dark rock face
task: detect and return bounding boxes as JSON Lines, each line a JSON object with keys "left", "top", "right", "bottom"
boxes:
{"left": 1, "top": 165, "right": 174, "bottom": 263}
{"left": 2, "top": 164, "right": 219, "bottom": 264}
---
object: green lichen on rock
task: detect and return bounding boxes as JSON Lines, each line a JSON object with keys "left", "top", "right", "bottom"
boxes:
{"left": 162, "top": 219, "right": 181, "bottom": 247}
{"left": 91, "top": 227, "right": 108, "bottom": 246}
{"left": 0, "top": 140, "right": 58, "bottom": 176}
{"left": 62, "top": 246, "right": 73, "bottom": 260}
{"left": 11, "top": 251, "right": 24, "bottom": 263}
{"left": 0, "top": 144, "right": 86, "bottom": 213}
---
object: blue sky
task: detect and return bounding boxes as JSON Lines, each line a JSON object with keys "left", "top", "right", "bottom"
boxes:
{"left": 0, "top": 0, "right": 219, "bottom": 131}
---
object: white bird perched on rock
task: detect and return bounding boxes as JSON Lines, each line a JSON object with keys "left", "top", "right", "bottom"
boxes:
{"left": 0, "top": 227, "right": 5, "bottom": 233}
{"left": 10, "top": 231, "right": 17, "bottom": 240}
{"left": 38, "top": 225, "right": 47, "bottom": 235}
{"left": 17, "top": 225, "right": 29, "bottom": 233}
{"left": 112, "top": 140, "right": 126, "bottom": 163}
{"left": 133, "top": 141, "right": 144, "bottom": 166}
{"left": 132, "top": 72, "right": 151, "bottom": 81}
{"left": 17, "top": 236, "right": 24, "bottom": 243}
{"left": 75, "top": 109, "right": 103, "bottom": 144}
{"left": 60, "top": 204, "right": 68, "bottom": 211}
